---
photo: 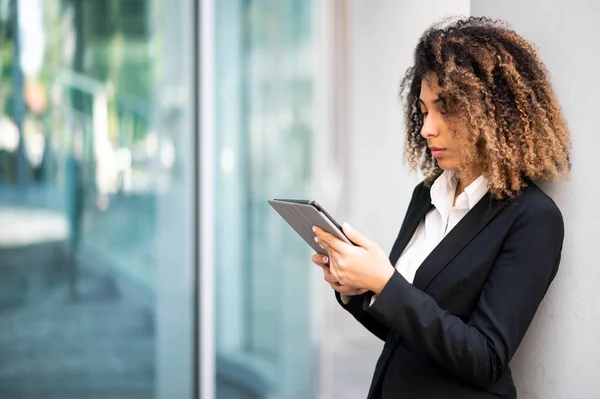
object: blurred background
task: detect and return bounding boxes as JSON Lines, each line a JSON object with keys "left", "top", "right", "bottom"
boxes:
{"left": 0, "top": 0, "right": 599, "bottom": 399}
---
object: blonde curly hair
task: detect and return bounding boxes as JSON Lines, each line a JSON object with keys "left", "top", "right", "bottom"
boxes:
{"left": 401, "top": 17, "right": 571, "bottom": 199}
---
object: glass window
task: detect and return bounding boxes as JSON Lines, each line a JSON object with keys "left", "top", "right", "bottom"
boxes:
{"left": 215, "top": 0, "right": 316, "bottom": 398}
{"left": 0, "top": 0, "right": 196, "bottom": 397}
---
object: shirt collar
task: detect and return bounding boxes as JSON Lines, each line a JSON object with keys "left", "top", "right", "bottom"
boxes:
{"left": 430, "top": 170, "right": 488, "bottom": 212}
{"left": 462, "top": 174, "right": 488, "bottom": 209}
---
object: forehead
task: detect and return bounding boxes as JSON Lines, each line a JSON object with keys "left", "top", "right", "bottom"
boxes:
{"left": 420, "top": 73, "right": 442, "bottom": 97}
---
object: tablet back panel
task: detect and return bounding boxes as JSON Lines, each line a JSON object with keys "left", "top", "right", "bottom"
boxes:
{"left": 267, "top": 199, "right": 350, "bottom": 255}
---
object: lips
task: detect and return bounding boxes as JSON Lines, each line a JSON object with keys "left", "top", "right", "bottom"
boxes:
{"left": 429, "top": 146, "right": 446, "bottom": 158}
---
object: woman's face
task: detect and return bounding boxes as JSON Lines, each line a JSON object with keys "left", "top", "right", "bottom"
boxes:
{"left": 419, "top": 73, "right": 462, "bottom": 171}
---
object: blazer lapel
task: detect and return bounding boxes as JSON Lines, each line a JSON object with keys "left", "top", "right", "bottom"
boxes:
{"left": 389, "top": 187, "right": 434, "bottom": 265}
{"left": 412, "top": 193, "right": 507, "bottom": 291}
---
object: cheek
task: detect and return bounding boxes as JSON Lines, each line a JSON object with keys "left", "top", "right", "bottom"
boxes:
{"left": 443, "top": 142, "right": 469, "bottom": 170}
{"left": 437, "top": 129, "right": 463, "bottom": 169}
{"left": 440, "top": 124, "right": 463, "bottom": 154}
{"left": 444, "top": 143, "right": 462, "bottom": 165}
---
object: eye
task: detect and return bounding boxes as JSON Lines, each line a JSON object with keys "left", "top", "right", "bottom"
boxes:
{"left": 438, "top": 98, "right": 448, "bottom": 115}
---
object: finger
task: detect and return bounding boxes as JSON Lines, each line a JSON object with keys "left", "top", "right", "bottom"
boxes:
{"left": 345, "top": 288, "right": 368, "bottom": 296}
{"left": 313, "top": 226, "right": 346, "bottom": 254}
{"left": 342, "top": 222, "right": 373, "bottom": 249}
{"left": 330, "top": 282, "right": 344, "bottom": 291}
{"left": 333, "top": 284, "right": 364, "bottom": 296}
{"left": 323, "top": 267, "right": 339, "bottom": 284}
{"left": 314, "top": 234, "right": 338, "bottom": 256}
{"left": 324, "top": 272, "right": 338, "bottom": 284}
{"left": 311, "top": 253, "right": 330, "bottom": 266}
{"left": 328, "top": 258, "right": 341, "bottom": 282}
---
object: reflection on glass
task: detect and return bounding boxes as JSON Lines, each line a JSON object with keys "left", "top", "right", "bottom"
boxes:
{"left": 215, "top": 1, "right": 316, "bottom": 398}
{"left": 0, "top": 0, "right": 195, "bottom": 398}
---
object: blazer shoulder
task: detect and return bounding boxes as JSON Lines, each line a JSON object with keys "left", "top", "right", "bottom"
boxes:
{"left": 518, "top": 183, "right": 562, "bottom": 213}
{"left": 411, "top": 180, "right": 430, "bottom": 199}
{"left": 511, "top": 182, "right": 564, "bottom": 228}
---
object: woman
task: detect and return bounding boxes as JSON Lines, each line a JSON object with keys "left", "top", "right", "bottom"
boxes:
{"left": 312, "top": 17, "right": 571, "bottom": 398}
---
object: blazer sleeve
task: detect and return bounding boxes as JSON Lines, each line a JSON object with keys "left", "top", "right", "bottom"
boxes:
{"left": 365, "top": 201, "right": 564, "bottom": 389}
{"left": 334, "top": 291, "right": 390, "bottom": 341}
{"left": 333, "top": 182, "right": 427, "bottom": 342}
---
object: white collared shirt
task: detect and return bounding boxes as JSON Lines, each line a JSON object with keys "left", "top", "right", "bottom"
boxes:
{"left": 396, "top": 170, "right": 489, "bottom": 284}
{"left": 341, "top": 171, "right": 488, "bottom": 305}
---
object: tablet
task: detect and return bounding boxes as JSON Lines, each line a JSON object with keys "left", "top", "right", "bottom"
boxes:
{"left": 268, "top": 199, "right": 353, "bottom": 255}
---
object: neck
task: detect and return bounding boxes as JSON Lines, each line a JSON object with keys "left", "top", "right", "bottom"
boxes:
{"left": 455, "top": 168, "right": 481, "bottom": 198}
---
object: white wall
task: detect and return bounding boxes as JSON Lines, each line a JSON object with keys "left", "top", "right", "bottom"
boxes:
{"left": 316, "top": 2, "right": 471, "bottom": 399}
{"left": 345, "top": 0, "right": 470, "bottom": 250}
{"left": 470, "top": 2, "right": 600, "bottom": 398}
{"left": 327, "top": 1, "right": 600, "bottom": 398}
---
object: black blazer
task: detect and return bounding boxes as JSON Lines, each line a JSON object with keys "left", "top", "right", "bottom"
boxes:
{"left": 336, "top": 181, "right": 564, "bottom": 399}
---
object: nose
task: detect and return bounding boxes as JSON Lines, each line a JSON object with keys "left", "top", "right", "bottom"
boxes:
{"left": 420, "top": 114, "right": 439, "bottom": 139}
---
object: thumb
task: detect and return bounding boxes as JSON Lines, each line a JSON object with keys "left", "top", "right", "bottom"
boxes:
{"left": 342, "top": 222, "right": 372, "bottom": 248}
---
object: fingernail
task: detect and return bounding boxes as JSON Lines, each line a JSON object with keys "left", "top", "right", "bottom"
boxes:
{"left": 312, "top": 226, "right": 316, "bottom": 232}
{"left": 343, "top": 222, "right": 351, "bottom": 231}
{"left": 323, "top": 256, "right": 329, "bottom": 263}
{"left": 314, "top": 236, "right": 319, "bottom": 243}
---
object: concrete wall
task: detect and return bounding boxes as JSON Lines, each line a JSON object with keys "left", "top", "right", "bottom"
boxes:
{"left": 344, "top": 0, "right": 470, "bottom": 250}
{"left": 317, "top": 2, "right": 470, "bottom": 399}
{"left": 329, "top": 1, "right": 600, "bottom": 398}
{"left": 470, "top": 2, "right": 600, "bottom": 398}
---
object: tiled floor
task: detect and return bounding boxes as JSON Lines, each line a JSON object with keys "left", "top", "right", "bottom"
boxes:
{"left": 0, "top": 224, "right": 382, "bottom": 399}
{"left": 0, "top": 243, "right": 155, "bottom": 399}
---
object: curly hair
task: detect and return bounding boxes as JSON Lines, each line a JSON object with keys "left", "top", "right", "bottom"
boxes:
{"left": 400, "top": 17, "right": 571, "bottom": 199}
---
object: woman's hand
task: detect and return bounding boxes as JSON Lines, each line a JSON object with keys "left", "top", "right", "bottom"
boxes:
{"left": 311, "top": 253, "right": 368, "bottom": 296}
{"left": 313, "top": 224, "right": 395, "bottom": 295}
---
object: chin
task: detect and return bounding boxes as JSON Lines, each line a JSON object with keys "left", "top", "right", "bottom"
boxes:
{"left": 436, "top": 159, "right": 459, "bottom": 170}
